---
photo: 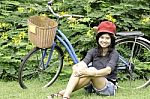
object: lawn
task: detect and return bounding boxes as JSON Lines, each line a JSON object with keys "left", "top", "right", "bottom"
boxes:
{"left": 1, "top": 62, "right": 150, "bottom": 99}
{"left": 0, "top": 78, "right": 150, "bottom": 99}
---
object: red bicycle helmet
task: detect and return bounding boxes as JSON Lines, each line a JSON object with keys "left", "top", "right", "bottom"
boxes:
{"left": 94, "top": 21, "right": 116, "bottom": 35}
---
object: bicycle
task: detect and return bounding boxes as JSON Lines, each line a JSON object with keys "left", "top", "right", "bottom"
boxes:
{"left": 18, "top": 0, "right": 150, "bottom": 89}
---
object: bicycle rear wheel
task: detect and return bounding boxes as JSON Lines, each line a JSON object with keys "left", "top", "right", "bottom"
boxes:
{"left": 116, "top": 38, "right": 150, "bottom": 89}
{"left": 18, "top": 45, "right": 64, "bottom": 89}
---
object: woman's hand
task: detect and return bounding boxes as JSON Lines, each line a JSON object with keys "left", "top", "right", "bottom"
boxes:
{"left": 72, "top": 61, "right": 88, "bottom": 77}
{"left": 76, "top": 67, "right": 97, "bottom": 77}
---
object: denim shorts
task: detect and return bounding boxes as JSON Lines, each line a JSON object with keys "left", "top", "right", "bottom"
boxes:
{"left": 92, "top": 80, "right": 115, "bottom": 96}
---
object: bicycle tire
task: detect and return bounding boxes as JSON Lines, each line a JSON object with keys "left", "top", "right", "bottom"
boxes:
{"left": 18, "top": 45, "right": 64, "bottom": 89}
{"left": 116, "top": 38, "right": 150, "bottom": 89}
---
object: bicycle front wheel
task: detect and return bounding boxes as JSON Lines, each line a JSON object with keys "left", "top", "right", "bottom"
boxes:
{"left": 116, "top": 38, "right": 150, "bottom": 89}
{"left": 18, "top": 45, "right": 64, "bottom": 89}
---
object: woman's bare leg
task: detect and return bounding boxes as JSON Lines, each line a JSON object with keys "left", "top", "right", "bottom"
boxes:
{"left": 62, "top": 72, "right": 91, "bottom": 98}
{"left": 47, "top": 73, "right": 79, "bottom": 99}
{"left": 58, "top": 77, "right": 106, "bottom": 99}
{"left": 91, "top": 77, "right": 107, "bottom": 89}
{"left": 62, "top": 74, "right": 79, "bottom": 98}
{"left": 57, "top": 78, "right": 91, "bottom": 96}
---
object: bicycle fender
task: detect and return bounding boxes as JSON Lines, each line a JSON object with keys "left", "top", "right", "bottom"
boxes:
{"left": 116, "top": 37, "right": 150, "bottom": 45}
{"left": 137, "top": 37, "right": 150, "bottom": 44}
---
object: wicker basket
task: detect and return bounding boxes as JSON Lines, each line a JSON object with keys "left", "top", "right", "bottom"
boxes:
{"left": 28, "top": 16, "right": 58, "bottom": 48}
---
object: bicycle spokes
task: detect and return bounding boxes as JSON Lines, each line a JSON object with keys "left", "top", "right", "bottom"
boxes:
{"left": 116, "top": 39, "right": 150, "bottom": 89}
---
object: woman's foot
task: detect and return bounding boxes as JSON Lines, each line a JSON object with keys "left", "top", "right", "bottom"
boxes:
{"left": 62, "top": 97, "right": 70, "bottom": 99}
{"left": 47, "top": 92, "right": 63, "bottom": 99}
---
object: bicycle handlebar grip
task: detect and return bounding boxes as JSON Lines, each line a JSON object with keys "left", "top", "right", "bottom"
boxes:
{"left": 71, "top": 15, "right": 84, "bottom": 18}
{"left": 47, "top": 0, "right": 84, "bottom": 18}
{"left": 48, "top": 0, "right": 53, "bottom": 5}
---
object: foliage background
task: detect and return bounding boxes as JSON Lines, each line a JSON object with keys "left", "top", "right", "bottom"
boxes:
{"left": 0, "top": 0, "right": 150, "bottom": 80}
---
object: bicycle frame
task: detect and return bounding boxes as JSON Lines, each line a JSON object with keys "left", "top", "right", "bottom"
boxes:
{"left": 39, "top": 42, "right": 57, "bottom": 69}
{"left": 56, "top": 29, "right": 79, "bottom": 64}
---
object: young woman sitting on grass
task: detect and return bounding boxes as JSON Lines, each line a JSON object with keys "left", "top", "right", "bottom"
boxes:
{"left": 48, "top": 21, "right": 119, "bottom": 99}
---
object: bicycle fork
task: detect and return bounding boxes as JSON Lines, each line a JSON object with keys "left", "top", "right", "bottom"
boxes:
{"left": 128, "top": 37, "right": 138, "bottom": 80}
{"left": 39, "top": 43, "right": 56, "bottom": 70}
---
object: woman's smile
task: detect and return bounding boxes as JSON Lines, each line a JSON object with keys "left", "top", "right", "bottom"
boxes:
{"left": 98, "top": 34, "right": 111, "bottom": 48}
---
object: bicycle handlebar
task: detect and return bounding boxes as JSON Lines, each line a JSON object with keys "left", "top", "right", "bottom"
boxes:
{"left": 48, "top": 0, "right": 84, "bottom": 18}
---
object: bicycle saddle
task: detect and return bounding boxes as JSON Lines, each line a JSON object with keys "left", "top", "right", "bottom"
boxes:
{"left": 116, "top": 31, "right": 144, "bottom": 36}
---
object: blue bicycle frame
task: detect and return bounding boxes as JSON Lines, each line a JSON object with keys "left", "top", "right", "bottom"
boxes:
{"left": 56, "top": 29, "right": 79, "bottom": 64}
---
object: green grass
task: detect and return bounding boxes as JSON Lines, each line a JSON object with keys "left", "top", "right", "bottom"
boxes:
{"left": 1, "top": 65, "right": 150, "bottom": 99}
{"left": 0, "top": 78, "right": 150, "bottom": 99}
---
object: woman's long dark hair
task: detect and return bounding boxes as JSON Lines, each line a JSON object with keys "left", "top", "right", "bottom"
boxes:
{"left": 96, "top": 32, "right": 115, "bottom": 56}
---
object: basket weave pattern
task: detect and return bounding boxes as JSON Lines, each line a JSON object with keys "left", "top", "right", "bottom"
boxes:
{"left": 28, "top": 16, "right": 58, "bottom": 48}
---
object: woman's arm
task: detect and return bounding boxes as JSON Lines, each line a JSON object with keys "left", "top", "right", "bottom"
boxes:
{"left": 94, "top": 66, "right": 111, "bottom": 77}
{"left": 94, "top": 50, "right": 119, "bottom": 77}
{"left": 78, "top": 66, "right": 111, "bottom": 77}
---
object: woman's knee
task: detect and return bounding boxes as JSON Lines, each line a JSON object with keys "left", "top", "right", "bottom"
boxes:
{"left": 91, "top": 77, "right": 107, "bottom": 90}
{"left": 91, "top": 77, "right": 106, "bottom": 83}
{"left": 72, "top": 65, "right": 78, "bottom": 72}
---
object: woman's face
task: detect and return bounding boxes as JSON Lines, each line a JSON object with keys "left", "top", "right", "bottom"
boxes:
{"left": 98, "top": 33, "right": 111, "bottom": 48}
